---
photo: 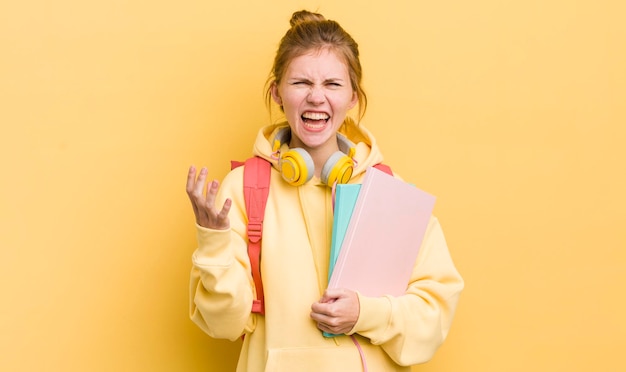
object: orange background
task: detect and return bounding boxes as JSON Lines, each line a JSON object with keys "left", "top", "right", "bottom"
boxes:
{"left": 1, "top": 1, "right": 624, "bottom": 371}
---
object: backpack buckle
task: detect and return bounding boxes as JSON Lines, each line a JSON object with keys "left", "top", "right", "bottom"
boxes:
{"left": 247, "top": 221, "right": 263, "bottom": 243}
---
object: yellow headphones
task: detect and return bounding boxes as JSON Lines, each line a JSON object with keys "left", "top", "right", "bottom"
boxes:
{"left": 273, "top": 128, "right": 356, "bottom": 187}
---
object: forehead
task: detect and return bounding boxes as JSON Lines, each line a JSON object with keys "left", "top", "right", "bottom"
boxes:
{"left": 283, "top": 48, "right": 350, "bottom": 78}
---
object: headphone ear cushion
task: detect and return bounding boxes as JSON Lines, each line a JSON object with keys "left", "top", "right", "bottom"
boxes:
{"left": 279, "top": 148, "right": 314, "bottom": 186}
{"left": 321, "top": 151, "right": 354, "bottom": 186}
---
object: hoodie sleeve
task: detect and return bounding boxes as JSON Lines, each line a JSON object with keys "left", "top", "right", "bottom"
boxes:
{"left": 347, "top": 217, "right": 464, "bottom": 366}
{"left": 188, "top": 167, "right": 257, "bottom": 341}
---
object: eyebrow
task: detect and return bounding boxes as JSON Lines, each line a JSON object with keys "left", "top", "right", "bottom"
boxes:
{"left": 324, "top": 78, "right": 345, "bottom": 84}
{"left": 286, "top": 77, "right": 346, "bottom": 83}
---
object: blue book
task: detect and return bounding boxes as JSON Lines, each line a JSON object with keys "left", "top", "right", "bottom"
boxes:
{"left": 328, "top": 184, "right": 361, "bottom": 281}
{"left": 324, "top": 183, "right": 361, "bottom": 338}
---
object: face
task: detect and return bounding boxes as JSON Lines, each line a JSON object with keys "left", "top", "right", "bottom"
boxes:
{"left": 271, "top": 49, "right": 358, "bottom": 154}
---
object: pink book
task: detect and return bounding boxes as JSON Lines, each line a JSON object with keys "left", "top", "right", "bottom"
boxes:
{"left": 328, "top": 166, "right": 436, "bottom": 297}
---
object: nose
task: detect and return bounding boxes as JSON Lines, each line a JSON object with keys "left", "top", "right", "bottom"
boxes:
{"left": 307, "top": 86, "right": 325, "bottom": 105}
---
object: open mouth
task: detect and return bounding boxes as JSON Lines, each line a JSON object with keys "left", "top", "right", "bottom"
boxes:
{"left": 301, "top": 112, "right": 330, "bottom": 127}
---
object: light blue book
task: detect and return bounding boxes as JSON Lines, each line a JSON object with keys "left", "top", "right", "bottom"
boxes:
{"left": 328, "top": 183, "right": 361, "bottom": 281}
{"left": 324, "top": 183, "right": 361, "bottom": 338}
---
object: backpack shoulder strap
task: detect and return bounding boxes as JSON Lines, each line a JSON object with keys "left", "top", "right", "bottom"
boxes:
{"left": 232, "top": 156, "right": 270, "bottom": 315}
{"left": 373, "top": 163, "right": 393, "bottom": 175}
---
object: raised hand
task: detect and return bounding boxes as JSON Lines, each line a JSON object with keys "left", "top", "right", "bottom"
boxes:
{"left": 186, "top": 166, "right": 232, "bottom": 230}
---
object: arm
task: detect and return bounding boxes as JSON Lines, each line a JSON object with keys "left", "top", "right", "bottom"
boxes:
{"left": 349, "top": 217, "right": 464, "bottom": 365}
{"left": 187, "top": 166, "right": 256, "bottom": 340}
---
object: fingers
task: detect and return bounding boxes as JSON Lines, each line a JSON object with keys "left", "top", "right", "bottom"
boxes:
{"left": 319, "top": 288, "right": 344, "bottom": 303}
{"left": 196, "top": 167, "right": 209, "bottom": 199}
{"left": 310, "top": 289, "right": 360, "bottom": 334}
{"left": 187, "top": 166, "right": 209, "bottom": 218}
{"left": 185, "top": 166, "right": 231, "bottom": 229}
{"left": 206, "top": 179, "right": 232, "bottom": 216}
{"left": 186, "top": 166, "right": 207, "bottom": 202}
{"left": 207, "top": 180, "right": 233, "bottom": 225}
{"left": 311, "top": 308, "right": 352, "bottom": 335}
{"left": 186, "top": 165, "right": 197, "bottom": 194}
{"left": 205, "top": 179, "right": 219, "bottom": 208}
{"left": 218, "top": 198, "right": 232, "bottom": 220}
{"left": 186, "top": 166, "right": 201, "bottom": 215}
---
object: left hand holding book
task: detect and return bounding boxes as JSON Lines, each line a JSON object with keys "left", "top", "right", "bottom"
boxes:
{"left": 310, "top": 288, "right": 360, "bottom": 335}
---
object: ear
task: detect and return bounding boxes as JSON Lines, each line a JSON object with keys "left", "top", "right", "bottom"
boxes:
{"left": 348, "top": 92, "right": 359, "bottom": 110}
{"left": 348, "top": 91, "right": 358, "bottom": 110}
{"left": 270, "top": 82, "right": 283, "bottom": 106}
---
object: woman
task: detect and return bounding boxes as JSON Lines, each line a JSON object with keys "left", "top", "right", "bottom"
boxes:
{"left": 186, "top": 10, "right": 463, "bottom": 371}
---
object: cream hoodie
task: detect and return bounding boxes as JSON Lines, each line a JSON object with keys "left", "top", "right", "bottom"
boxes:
{"left": 189, "top": 120, "right": 464, "bottom": 371}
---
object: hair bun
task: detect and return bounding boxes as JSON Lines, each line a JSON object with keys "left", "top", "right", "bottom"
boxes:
{"left": 290, "top": 10, "right": 326, "bottom": 27}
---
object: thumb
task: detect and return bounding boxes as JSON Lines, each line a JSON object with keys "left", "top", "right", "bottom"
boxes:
{"left": 320, "top": 288, "right": 344, "bottom": 303}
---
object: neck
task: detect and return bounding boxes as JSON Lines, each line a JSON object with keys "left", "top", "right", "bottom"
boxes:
{"left": 289, "top": 138, "right": 340, "bottom": 178}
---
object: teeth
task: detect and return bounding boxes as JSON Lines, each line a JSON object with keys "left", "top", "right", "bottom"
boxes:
{"left": 302, "top": 112, "right": 329, "bottom": 120}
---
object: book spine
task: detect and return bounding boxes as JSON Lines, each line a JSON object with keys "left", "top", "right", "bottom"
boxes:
{"left": 328, "top": 170, "right": 374, "bottom": 288}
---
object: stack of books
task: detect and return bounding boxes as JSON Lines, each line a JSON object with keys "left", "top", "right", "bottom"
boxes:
{"left": 325, "top": 166, "right": 436, "bottom": 337}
